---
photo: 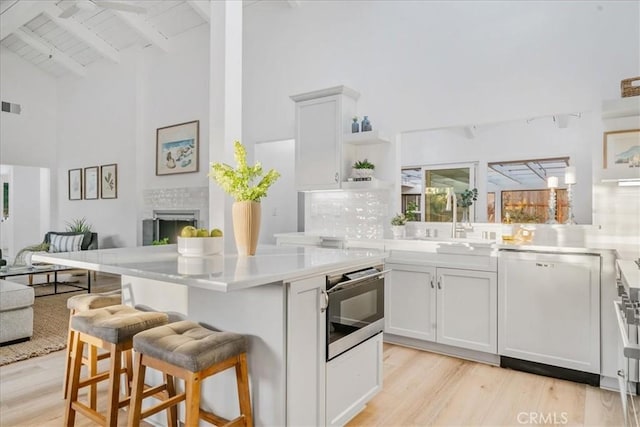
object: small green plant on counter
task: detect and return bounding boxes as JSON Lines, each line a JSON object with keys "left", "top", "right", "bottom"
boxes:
{"left": 457, "top": 188, "right": 478, "bottom": 208}
{"left": 353, "top": 159, "right": 375, "bottom": 170}
{"left": 151, "top": 237, "right": 169, "bottom": 245}
{"left": 391, "top": 213, "right": 407, "bottom": 226}
{"left": 65, "top": 217, "right": 92, "bottom": 233}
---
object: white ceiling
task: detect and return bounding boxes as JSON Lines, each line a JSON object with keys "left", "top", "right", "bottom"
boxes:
{"left": 0, "top": 0, "right": 216, "bottom": 78}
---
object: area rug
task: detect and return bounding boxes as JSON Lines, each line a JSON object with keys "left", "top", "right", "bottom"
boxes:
{"left": 0, "top": 273, "right": 120, "bottom": 366}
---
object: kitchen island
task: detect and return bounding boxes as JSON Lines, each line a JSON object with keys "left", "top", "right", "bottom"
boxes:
{"left": 33, "top": 244, "right": 386, "bottom": 426}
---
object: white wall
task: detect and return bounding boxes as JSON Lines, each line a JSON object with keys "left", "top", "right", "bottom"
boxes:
{"left": 55, "top": 25, "right": 210, "bottom": 248}
{"left": 243, "top": 1, "right": 639, "bottom": 213}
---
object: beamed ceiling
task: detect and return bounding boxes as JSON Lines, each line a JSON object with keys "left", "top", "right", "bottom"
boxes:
{"left": 0, "top": 0, "right": 299, "bottom": 78}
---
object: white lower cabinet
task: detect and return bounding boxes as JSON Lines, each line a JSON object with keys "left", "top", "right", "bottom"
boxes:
{"left": 287, "top": 276, "right": 326, "bottom": 426}
{"left": 326, "top": 333, "right": 383, "bottom": 427}
{"left": 385, "top": 263, "right": 497, "bottom": 353}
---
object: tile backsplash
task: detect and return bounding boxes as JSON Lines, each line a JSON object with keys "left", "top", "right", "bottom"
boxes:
{"left": 305, "top": 190, "right": 389, "bottom": 238}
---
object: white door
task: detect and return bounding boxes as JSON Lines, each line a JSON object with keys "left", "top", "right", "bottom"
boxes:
{"left": 295, "top": 96, "right": 341, "bottom": 190}
{"left": 287, "top": 276, "right": 326, "bottom": 426}
{"left": 436, "top": 268, "right": 497, "bottom": 353}
{"left": 385, "top": 263, "right": 436, "bottom": 342}
{"left": 254, "top": 140, "right": 297, "bottom": 244}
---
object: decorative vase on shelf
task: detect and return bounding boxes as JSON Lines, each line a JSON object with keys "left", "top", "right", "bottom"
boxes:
{"left": 351, "top": 117, "right": 359, "bottom": 133}
{"left": 232, "top": 201, "right": 261, "bottom": 256}
{"left": 461, "top": 207, "right": 470, "bottom": 226}
{"left": 361, "top": 116, "right": 372, "bottom": 132}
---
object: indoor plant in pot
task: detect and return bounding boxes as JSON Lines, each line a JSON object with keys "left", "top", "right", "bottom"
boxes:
{"left": 457, "top": 188, "right": 478, "bottom": 227}
{"left": 210, "top": 141, "right": 280, "bottom": 256}
{"left": 352, "top": 159, "right": 375, "bottom": 180}
{"left": 390, "top": 213, "right": 407, "bottom": 239}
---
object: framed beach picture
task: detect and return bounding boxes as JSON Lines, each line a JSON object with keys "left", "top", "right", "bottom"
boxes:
{"left": 156, "top": 120, "right": 199, "bottom": 175}
{"left": 68, "top": 168, "right": 83, "bottom": 200}
{"left": 84, "top": 166, "right": 99, "bottom": 200}
{"left": 603, "top": 129, "right": 640, "bottom": 179}
{"left": 100, "top": 164, "right": 117, "bottom": 199}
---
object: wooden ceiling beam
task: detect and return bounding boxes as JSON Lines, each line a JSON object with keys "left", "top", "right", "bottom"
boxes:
{"left": 42, "top": 4, "right": 121, "bottom": 64}
{"left": 186, "top": 0, "right": 210, "bottom": 22}
{"left": 0, "top": 0, "right": 54, "bottom": 41}
{"left": 13, "top": 28, "right": 86, "bottom": 77}
{"left": 110, "top": 10, "right": 169, "bottom": 52}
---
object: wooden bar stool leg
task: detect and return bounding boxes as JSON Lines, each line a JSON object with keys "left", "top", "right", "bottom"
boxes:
{"left": 184, "top": 373, "right": 201, "bottom": 427}
{"left": 235, "top": 353, "right": 253, "bottom": 427}
{"left": 64, "top": 334, "right": 84, "bottom": 427}
{"left": 128, "top": 353, "right": 146, "bottom": 427}
{"left": 63, "top": 313, "right": 76, "bottom": 399}
{"left": 164, "top": 373, "right": 178, "bottom": 427}
{"left": 88, "top": 344, "right": 98, "bottom": 410}
{"left": 124, "top": 349, "right": 134, "bottom": 395}
{"left": 106, "top": 343, "right": 122, "bottom": 427}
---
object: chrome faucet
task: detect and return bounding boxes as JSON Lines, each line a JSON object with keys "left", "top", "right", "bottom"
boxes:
{"left": 445, "top": 188, "right": 457, "bottom": 238}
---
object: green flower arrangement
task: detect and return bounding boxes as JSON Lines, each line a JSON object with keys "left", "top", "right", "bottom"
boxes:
{"left": 209, "top": 141, "right": 281, "bottom": 202}
{"left": 457, "top": 188, "right": 478, "bottom": 208}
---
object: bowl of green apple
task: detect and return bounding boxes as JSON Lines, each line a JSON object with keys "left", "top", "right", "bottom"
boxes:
{"left": 177, "top": 226, "right": 223, "bottom": 256}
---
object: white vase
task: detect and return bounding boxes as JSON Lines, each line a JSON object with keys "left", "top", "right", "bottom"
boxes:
{"left": 391, "top": 225, "right": 405, "bottom": 239}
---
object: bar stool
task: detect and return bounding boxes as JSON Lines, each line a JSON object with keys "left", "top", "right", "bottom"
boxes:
{"left": 65, "top": 304, "right": 169, "bottom": 427}
{"left": 128, "top": 320, "right": 253, "bottom": 427}
{"left": 63, "top": 290, "right": 122, "bottom": 404}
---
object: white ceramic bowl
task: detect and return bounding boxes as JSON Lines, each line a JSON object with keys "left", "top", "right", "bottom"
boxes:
{"left": 177, "top": 255, "right": 223, "bottom": 275}
{"left": 177, "top": 236, "right": 223, "bottom": 256}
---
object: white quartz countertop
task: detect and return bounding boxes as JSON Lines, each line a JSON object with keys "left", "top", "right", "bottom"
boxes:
{"left": 618, "top": 259, "right": 640, "bottom": 290}
{"left": 32, "top": 245, "right": 386, "bottom": 292}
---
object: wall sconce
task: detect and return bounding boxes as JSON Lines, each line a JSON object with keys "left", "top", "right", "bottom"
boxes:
{"left": 546, "top": 176, "right": 558, "bottom": 224}
{"left": 564, "top": 166, "right": 576, "bottom": 224}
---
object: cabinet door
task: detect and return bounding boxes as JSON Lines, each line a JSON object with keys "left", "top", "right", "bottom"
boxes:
{"left": 287, "top": 276, "right": 326, "bottom": 426}
{"left": 295, "top": 96, "right": 341, "bottom": 190}
{"left": 436, "top": 268, "right": 497, "bottom": 353}
{"left": 385, "top": 263, "right": 436, "bottom": 341}
{"left": 498, "top": 251, "right": 600, "bottom": 373}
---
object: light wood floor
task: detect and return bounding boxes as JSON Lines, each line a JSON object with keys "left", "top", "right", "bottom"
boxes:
{"left": 0, "top": 341, "right": 629, "bottom": 426}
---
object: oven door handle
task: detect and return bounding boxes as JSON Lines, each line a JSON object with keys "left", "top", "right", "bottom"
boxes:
{"left": 327, "top": 269, "right": 390, "bottom": 294}
{"left": 614, "top": 301, "right": 640, "bottom": 360}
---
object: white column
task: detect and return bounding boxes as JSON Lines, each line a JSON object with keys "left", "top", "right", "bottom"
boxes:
{"left": 209, "top": 0, "right": 243, "bottom": 252}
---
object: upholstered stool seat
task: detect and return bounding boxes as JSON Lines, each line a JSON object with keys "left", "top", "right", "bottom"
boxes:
{"left": 63, "top": 290, "right": 123, "bottom": 401}
{"left": 128, "top": 320, "right": 253, "bottom": 427}
{"left": 65, "top": 305, "right": 169, "bottom": 427}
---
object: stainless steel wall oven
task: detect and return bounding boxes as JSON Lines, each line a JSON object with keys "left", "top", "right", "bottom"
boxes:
{"left": 326, "top": 265, "right": 387, "bottom": 360}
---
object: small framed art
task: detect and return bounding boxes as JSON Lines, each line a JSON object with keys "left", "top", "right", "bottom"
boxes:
{"left": 84, "top": 166, "right": 99, "bottom": 200}
{"left": 101, "top": 164, "right": 117, "bottom": 199}
{"left": 68, "top": 168, "right": 82, "bottom": 200}
{"left": 603, "top": 129, "right": 640, "bottom": 179}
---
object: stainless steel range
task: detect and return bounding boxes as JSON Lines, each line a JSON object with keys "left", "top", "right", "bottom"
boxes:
{"left": 615, "top": 258, "right": 640, "bottom": 427}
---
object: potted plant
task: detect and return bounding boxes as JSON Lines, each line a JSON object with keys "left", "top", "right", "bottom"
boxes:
{"left": 352, "top": 158, "right": 375, "bottom": 180}
{"left": 457, "top": 188, "right": 478, "bottom": 225}
{"left": 210, "top": 141, "right": 280, "bottom": 255}
{"left": 390, "top": 213, "right": 407, "bottom": 239}
{"left": 65, "top": 217, "right": 92, "bottom": 233}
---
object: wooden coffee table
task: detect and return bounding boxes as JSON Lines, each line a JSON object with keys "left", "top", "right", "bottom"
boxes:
{"left": 0, "top": 264, "right": 91, "bottom": 297}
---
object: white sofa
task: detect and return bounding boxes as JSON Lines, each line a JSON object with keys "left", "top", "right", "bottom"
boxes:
{"left": 0, "top": 279, "right": 35, "bottom": 344}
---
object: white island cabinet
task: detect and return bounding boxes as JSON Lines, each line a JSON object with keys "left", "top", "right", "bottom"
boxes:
{"left": 33, "top": 245, "right": 385, "bottom": 427}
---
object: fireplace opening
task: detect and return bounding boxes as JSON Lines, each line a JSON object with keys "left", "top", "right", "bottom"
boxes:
{"left": 142, "top": 210, "right": 200, "bottom": 245}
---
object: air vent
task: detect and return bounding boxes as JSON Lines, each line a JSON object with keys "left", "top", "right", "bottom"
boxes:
{"left": 1, "top": 101, "right": 21, "bottom": 114}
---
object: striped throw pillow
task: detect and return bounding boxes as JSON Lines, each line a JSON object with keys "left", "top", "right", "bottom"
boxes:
{"left": 49, "top": 234, "right": 84, "bottom": 253}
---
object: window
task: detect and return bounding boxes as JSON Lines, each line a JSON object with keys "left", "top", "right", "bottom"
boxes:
{"left": 423, "top": 164, "right": 476, "bottom": 222}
